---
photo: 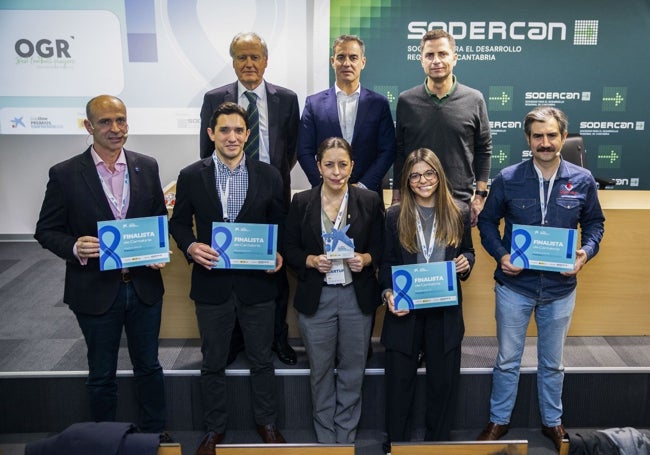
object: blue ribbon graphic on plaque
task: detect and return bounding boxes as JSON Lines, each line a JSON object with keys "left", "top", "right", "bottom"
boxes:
{"left": 99, "top": 225, "right": 123, "bottom": 270}
{"left": 393, "top": 269, "right": 415, "bottom": 310}
{"left": 391, "top": 262, "right": 458, "bottom": 310}
{"left": 212, "top": 225, "right": 233, "bottom": 268}
{"left": 510, "top": 224, "right": 577, "bottom": 272}
{"left": 565, "top": 230, "right": 575, "bottom": 259}
{"left": 98, "top": 216, "right": 170, "bottom": 271}
{"left": 211, "top": 222, "right": 278, "bottom": 270}
{"left": 446, "top": 261, "right": 455, "bottom": 291}
{"left": 510, "top": 227, "right": 532, "bottom": 268}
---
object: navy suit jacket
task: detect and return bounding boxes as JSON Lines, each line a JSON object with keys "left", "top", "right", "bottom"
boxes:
{"left": 284, "top": 184, "right": 384, "bottom": 316}
{"left": 34, "top": 148, "right": 166, "bottom": 315}
{"left": 169, "top": 156, "right": 286, "bottom": 305}
{"left": 297, "top": 86, "right": 396, "bottom": 193}
{"left": 199, "top": 81, "right": 299, "bottom": 206}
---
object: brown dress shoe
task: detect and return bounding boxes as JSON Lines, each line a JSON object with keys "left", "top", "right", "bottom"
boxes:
{"left": 477, "top": 421, "right": 510, "bottom": 440}
{"left": 541, "top": 424, "right": 568, "bottom": 452}
{"left": 195, "top": 431, "right": 225, "bottom": 455}
{"left": 256, "top": 423, "right": 286, "bottom": 443}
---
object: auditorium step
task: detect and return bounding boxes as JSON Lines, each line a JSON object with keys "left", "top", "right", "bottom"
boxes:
{"left": 2, "top": 339, "right": 648, "bottom": 435}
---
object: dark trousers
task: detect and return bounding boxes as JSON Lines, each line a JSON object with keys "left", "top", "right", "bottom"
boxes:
{"left": 195, "top": 293, "right": 277, "bottom": 432}
{"left": 230, "top": 267, "right": 289, "bottom": 352}
{"left": 384, "top": 309, "right": 461, "bottom": 442}
{"left": 75, "top": 282, "right": 165, "bottom": 432}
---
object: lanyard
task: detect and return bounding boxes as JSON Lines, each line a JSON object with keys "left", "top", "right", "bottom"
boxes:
{"left": 213, "top": 156, "right": 232, "bottom": 221}
{"left": 320, "top": 189, "right": 349, "bottom": 237}
{"left": 416, "top": 210, "right": 437, "bottom": 263}
{"left": 533, "top": 165, "right": 558, "bottom": 225}
{"left": 98, "top": 168, "right": 129, "bottom": 219}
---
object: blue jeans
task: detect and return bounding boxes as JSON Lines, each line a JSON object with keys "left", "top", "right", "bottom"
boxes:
{"left": 75, "top": 282, "right": 165, "bottom": 432}
{"left": 489, "top": 283, "right": 575, "bottom": 427}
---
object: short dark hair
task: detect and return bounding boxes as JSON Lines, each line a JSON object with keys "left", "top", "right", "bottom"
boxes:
{"left": 316, "top": 137, "right": 354, "bottom": 162}
{"left": 209, "top": 102, "right": 249, "bottom": 130}
{"left": 332, "top": 34, "right": 365, "bottom": 56}
{"left": 524, "top": 106, "right": 568, "bottom": 137}
{"left": 420, "top": 29, "right": 456, "bottom": 52}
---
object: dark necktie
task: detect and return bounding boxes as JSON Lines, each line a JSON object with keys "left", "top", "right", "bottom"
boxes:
{"left": 244, "top": 91, "right": 259, "bottom": 159}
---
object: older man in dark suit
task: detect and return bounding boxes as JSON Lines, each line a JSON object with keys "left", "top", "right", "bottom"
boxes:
{"left": 34, "top": 95, "right": 168, "bottom": 435}
{"left": 170, "top": 102, "right": 287, "bottom": 453}
{"left": 199, "top": 32, "right": 299, "bottom": 365}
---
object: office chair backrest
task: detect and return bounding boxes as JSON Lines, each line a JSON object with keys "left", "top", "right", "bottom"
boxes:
{"left": 561, "top": 134, "right": 586, "bottom": 168}
{"left": 561, "top": 133, "right": 616, "bottom": 189}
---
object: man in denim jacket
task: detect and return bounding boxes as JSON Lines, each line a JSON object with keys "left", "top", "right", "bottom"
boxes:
{"left": 476, "top": 106, "right": 605, "bottom": 452}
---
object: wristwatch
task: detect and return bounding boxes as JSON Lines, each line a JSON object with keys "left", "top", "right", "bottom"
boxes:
{"left": 474, "top": 190, "right": 488, "bottom": 198}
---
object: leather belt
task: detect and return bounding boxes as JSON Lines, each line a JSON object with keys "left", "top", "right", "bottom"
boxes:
{"left": 322, "top": 282, "right": 351, "bottom": 287}
{"left": 120, "top": 272, "right": 132, "bottom": 283}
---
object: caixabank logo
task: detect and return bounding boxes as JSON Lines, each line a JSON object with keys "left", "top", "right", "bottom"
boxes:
{"left": 488, "top": 86, "right": 513, "bottom": 111}
{"left": 602, "top": 87, "right": 626, "bottom": 112}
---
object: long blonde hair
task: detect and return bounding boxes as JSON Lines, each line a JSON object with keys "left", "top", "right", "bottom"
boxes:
{"left": 398, "top": 148, "right": 464, "bottom": 253}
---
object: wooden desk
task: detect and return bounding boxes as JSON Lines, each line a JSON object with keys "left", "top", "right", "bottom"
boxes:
{"left": 160, "top": 191, "right": 650, "bottom": 338}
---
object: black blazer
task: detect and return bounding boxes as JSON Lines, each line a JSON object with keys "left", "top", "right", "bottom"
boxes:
{"left": 284, "top": 185, "right": 384, "bottom": 316}
{"left": 379, "top": 203, "right": 475, "bottom": 355}
{"left": 34, "top": 148, "right": 166, "bottom": 315}
{"left": 169, "top": 157, "right": 286, "bottom": 305}
{"left": 199, "top": 81, "right": 300, "bottom": 207}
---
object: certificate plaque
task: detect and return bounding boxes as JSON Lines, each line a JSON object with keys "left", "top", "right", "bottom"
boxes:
{"left": 391, "top": 261, "right": 458, "bottom": 311}
{"left": 211, "top": 222, "right": 277, "bottom": 270}
{"left": 98, "top": 215, "right": 170, "bottom": 271}
{"left": 510, "top": 224, "right": 577, "bottom": 272}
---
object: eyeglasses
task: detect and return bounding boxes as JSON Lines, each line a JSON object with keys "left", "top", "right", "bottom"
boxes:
{"left": 408, "top": 169, "right": 438, "bottom": 183}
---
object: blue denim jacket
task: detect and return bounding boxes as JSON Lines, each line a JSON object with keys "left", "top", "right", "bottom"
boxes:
{"left": 478, "top": 158, "right": 605, "bottom": 300}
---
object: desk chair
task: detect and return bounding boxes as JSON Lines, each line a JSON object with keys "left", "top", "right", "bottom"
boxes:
{"left": 562, "top": 134, "right": 615, "bottom": 189}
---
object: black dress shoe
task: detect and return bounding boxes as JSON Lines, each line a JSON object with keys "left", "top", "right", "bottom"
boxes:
{"left": 256, "top": 423, "right": 286, "bottom": 443}
{"left": 541, "top": 424, "right": 568, "bottom": 452}
{"left": 159, "top": 431, "right": 174, "bottom": 444}
{"left": 272, "top": 340, "right": 297, "bottom": 365}
{"left": 195, "top": 430, "right": 225, "bottom": 455}
{"left": 477, "top": 421, "right": 510, "bottom": 440}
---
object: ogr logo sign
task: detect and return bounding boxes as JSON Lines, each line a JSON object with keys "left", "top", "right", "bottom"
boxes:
{"left": 15, "top": 38, "right": 72, "bottom": 59}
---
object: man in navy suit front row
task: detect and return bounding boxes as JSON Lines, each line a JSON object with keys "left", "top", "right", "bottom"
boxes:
{"left": 34, "top": 95, "right": 168, "bottom": 436}
{"left": 170, "top": 102, "right": 287, "bottom": 454}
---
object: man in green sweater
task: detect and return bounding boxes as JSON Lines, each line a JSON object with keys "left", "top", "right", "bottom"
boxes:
{"left": 393, "top": 29, "right": 492, "bottom": 226}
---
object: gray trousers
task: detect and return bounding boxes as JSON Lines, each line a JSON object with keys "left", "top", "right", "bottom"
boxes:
{"left": 298, "top": 284, "right": 372, "bottom": 443}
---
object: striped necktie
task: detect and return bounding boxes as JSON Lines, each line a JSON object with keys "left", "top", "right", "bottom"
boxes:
{"left": 244, "top": 91, "right": 259, "bottom": 159}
